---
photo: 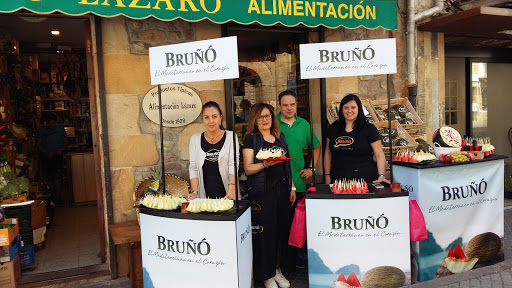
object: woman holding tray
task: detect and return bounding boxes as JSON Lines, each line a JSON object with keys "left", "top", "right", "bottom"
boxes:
{"left": 243, "top": 103, "right": 296, "bottom": 288}
{"left": 188, "top": 101, "right": 239, "bottom": 200}
{"left": 324, "top": 94, "right": 390, "bottom": 184}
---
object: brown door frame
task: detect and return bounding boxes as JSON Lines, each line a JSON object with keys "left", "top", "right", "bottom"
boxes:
{"left": 85, "top": 16, "right": 107, "bottom": 264}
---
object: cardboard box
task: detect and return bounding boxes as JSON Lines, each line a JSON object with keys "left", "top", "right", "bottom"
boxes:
{"left": 0, "top": 235, "right": 20, "bottom": 263}
{"left": 0, "top": 219, "right": 19, "bottom": 247}
{"left": 0, "top": 255, "right": 20, "bottom": 288}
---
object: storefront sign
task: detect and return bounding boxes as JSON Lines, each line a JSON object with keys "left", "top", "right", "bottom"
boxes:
{"left": 306, "top": 196, "right": 411, "bottom": 288}
{"left": 0, "top": 0, "right": 397, "bottom": 30}
{"left": 142, "top": 84, "right": 202, "bottom": 127}
{"left": 299, "top": 38, "right": 397, "bottom": 79}
{"left": 394, "top": 160, "right": 505, "bottom": 282}
{"left": 140, "top": 210, "right": 252, "bottom": 288}
{"left": 149, "top": 36, "right": 239, "bottom": 85}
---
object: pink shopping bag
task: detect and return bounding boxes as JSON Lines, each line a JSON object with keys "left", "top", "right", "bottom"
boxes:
{"left": 409, "top": 200, "right": 427, "bottom": 241}
{"left": 289, "top": 198, "right": 306, "bottom": 248}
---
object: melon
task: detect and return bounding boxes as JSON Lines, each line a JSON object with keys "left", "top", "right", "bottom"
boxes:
{"left": 433, "top": 127, "right": 462, "bottom": 147}
{"left": 443, "top": 243, "right": 478, "bottom": 274}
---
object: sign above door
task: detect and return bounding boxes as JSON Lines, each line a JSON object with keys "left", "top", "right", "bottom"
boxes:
{"left": 0, "top": 0, "right": 397, "bottom": 30}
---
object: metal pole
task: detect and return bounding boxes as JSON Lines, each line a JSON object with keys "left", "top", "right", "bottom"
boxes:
{"left": 228, "top": 80, "right": 240, "bottom": 211}
{"left": 308, "top": 80, "right": 315, "bottom": 188}
{"left": 387, "top": 75, "right": 393, "bottom": 181}
{"left": 158, "top": 84, "right": 166, "bottom": 193}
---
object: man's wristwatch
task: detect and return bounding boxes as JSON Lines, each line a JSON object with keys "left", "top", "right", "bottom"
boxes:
{"left": 378, "top": 174, "right": 386, "bottom": 178}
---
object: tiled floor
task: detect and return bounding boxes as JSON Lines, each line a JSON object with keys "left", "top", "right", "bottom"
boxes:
{"left": 22, "top": 205, "right": 102, "bottom": 275}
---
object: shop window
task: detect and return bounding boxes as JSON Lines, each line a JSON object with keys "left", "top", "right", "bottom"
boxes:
{"left": 445, "top": 80, "right": 458, "bottom": 126}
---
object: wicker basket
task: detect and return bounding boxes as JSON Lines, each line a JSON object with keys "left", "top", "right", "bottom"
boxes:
{"left": 373, "top": 120, "right": 418, "bottom": 160}
{"left": 371, "top": 98, "right": 423, "bottom": 134}
{"left": 31, "top": 199, "right": 47, "bottom": 230}
{"left": 134, "top": 174, "right": 190, "bottom": 225}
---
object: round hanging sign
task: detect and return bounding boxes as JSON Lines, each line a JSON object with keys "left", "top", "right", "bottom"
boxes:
{"left": 142, "top": 84, "right": 202, "bottom": 127}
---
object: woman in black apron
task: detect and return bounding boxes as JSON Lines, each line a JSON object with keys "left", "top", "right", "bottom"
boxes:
{"left": 324, "top": 94, "right": 391, "bottom": 185}
{"left": 242, "top": 103, "right": 296, "bottom": 288}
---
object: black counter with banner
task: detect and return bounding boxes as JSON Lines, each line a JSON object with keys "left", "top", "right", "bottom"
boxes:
{"left": 139, "top": 201, "right": 252, "bottom": 288}
{"left": 305, "top": 184, "right": 411, "bottom": 288}
{"left": 0, "top": 0, "right": 397, "bottom": 29}
{"left": 393, "top": 155, "right": 506, "bottom": 282}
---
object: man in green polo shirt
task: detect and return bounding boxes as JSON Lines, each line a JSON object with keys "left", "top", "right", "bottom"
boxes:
{"left": 277, "top": 89, "right": 321, "bottom": 269}
{"left": 277, "top": 90, "right": 321, "bottom": 195}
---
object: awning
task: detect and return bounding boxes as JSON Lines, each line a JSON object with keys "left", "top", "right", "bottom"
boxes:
{"left": 419, "top": 6, "right": 512, "bottom": 40}
{"left": 0, "top": 0, "right": 397, "bottom": 29}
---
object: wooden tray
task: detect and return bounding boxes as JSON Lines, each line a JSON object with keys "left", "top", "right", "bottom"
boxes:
{"left": 373, "top": 120, "right": 418, "bottom": 160}
{"left": 371, "top": 98, "right": 423, "bottom": 134}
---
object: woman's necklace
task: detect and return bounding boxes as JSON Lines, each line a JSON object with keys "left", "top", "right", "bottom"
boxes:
{"left": 206, "top": 130, "right": 223, "bottom": 143}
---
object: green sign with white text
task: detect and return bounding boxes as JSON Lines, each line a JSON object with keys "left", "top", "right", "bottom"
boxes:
{"left": 0, "top": 0, "right": 397, "bottom": 29}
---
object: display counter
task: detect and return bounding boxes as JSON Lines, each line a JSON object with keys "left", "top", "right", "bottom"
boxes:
{"left": 305, "top": 185, "right": 411, "bottom": 288}
{"left": 393, "top": 155, "right": 506, "bottom": 282}
{"left": 139, "top": 201, "right": 252, "bottom": 288}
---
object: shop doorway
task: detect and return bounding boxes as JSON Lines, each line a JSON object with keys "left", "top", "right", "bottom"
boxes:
{"left": 470, "top": 62, "right": 512, "bottom": 165}
{"left": 0, "top": 14, "right": 106, "bottom": 283}
{"left": 225, "top": 25, "right": 318, "bottom": 193}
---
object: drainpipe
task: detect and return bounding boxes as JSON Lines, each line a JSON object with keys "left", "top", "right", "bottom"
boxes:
{"left": 407, "top": 0, "right": 444, "bottom": 108}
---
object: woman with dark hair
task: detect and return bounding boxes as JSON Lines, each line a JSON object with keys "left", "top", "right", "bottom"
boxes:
{"left": 243, "top": 103, "right": 296, "bottom": 288}
{"left": 324, "top": 94, "right": 390, "bottom": 184}
{"left": 188, "top": 101, "right": 239, "bottom": 200}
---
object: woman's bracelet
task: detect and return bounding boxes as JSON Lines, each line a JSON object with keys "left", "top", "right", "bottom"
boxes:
{"left": 261, "top": 162, "right": 265, "bottom": 168}
{"left": 190, "top": 190, "right": 198, "bottom": 194}
{"left": 325, "top": 174, "right": 330, "bottom": 176}
{"left": 291, "top": 187, "right": 296, "bottom": 191}
{"left": 228, "top": 183, "right": 235, "bottom": 186}
{"left": 378, "top": 174, "right": 386, "bottom": 178}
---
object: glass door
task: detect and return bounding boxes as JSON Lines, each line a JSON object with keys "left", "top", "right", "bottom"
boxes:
{"left": 470, "top": 62, "right": 488, "bottom": 138}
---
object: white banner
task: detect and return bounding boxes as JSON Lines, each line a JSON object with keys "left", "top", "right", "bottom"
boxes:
{"left": 306, "top": 196, "right": 410, "bottom": 288}
{"left": 140, "top": 210, "right": 252, "bottom": 288}
{"left": 149, "top": 36, "right": 239, "bottom": 85}
{"left": 299, "top": 38, "right": 397, "bottom": 79}
{"left": 394, "top": 159, "right": 505, "bottom": 281}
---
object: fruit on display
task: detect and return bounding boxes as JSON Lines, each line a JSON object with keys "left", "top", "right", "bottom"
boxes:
{"left": 443, "top": 243, "right": 478, "bottom": 274}
{"left": 332, "top": 179, "right": 369, "bottom": 194}
{"left": 360, "top": 266, "right": 406, "bottom": 288}
{"left": 139, "top": 195, "right": 186, "bottom": 210}
{"left": 393, "top": 151, "right": 436, "bottom": 163}
{"left": 433, "top": 126, "right": 462, "bottom": 147}
{"left": 256, "top": 148, "right": 282, "bottom": 159}
{"left": 464, "top": 232, "right": 501, "bottom": 264}
{"left": 439, "top": 151, "right": 476, "bottom": 163}
{"left": 375, "top": 104, "right": 415, "bottom": 124}
{"left": 462, "top": 137, "right": 495, "bottom": 156}
{"left": 378, "top": 127, "right": 408, "bottom": 147}
{"left": 415, "top": 138, "right": 434, "bottom": 153}
{"left": 364, "top": 113, "right": 375, "bottom": 123}
{"left": 332, "top": 272, "right": 361, "bottom": 288}
{"left": 0, "top": 168, "right": 29, "bottom": 198}
{"left": 186, "top": 198, "right": 234, "bottom": 213}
